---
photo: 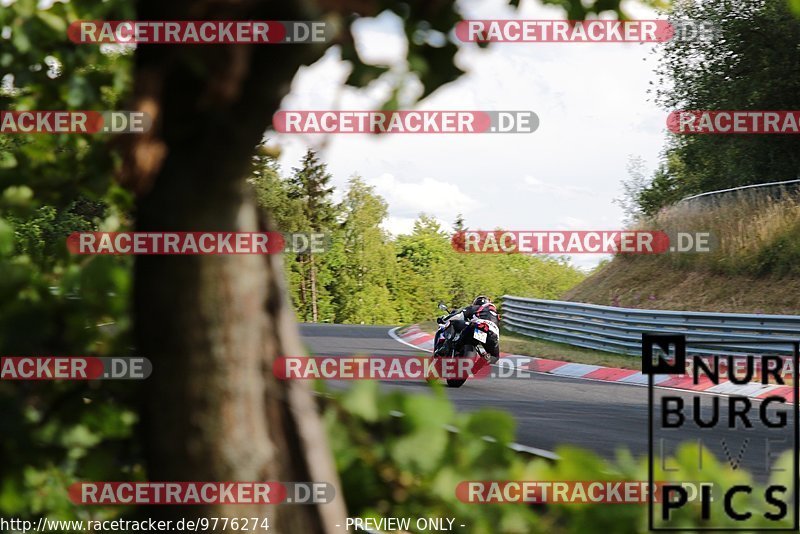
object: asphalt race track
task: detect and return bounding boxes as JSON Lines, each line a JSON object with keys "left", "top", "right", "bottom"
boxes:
{"left": 299, "top": 323, "right": 795, "bottom": 483}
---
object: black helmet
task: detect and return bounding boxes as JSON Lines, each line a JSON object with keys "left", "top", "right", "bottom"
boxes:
{"left": 473, "top": 295, "right": 489, "bottom": 306}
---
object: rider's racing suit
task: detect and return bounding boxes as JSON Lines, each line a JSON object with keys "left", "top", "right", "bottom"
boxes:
{"left": 439, "top": 302, "right": 500, "bottom": 360}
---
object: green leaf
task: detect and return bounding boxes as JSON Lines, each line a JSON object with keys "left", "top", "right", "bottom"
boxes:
{"left": 0, "top": 151, "right": 17, "bottom": 169}
{"left": 10, "top": 26, "right": 32, "bottom": 54}
{"left": 463, "top": 409, "right": 515, "bottom": 444}
{"left": 0, "top": 218, "right": 14, "bottom": 255}
{"left": 389, "top": 423, "right": 448, "bottom": 472}
{"left": 37, "top": 10, "right": 67, "bottom": 33}
{"left": 340, "top": 381, "right": 380, "bottom": 422}
{"left": 3, "top": 185, "right": 34, "bottom": 206}
{"left": 65, "top": 75, "right": 92, "bottom": 107}
{"left": 401, "top": 391, "right": 453, "bottom": 430}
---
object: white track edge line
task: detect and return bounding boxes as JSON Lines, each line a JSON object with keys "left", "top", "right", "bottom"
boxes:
{"left": 388, "top": 327, "right": 560, "bottom": 460}
{"left": 387, "top": 328, "right": 788, "bottom": 404}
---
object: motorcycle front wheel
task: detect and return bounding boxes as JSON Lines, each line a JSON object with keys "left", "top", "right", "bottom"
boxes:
{"left": 446, "top": 347, "right": 472, "bottom": 388}
{"left": 446, "top": 377, "right": 467, "bottom": 388}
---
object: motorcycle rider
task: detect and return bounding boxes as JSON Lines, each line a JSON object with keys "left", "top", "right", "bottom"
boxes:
{"left": 435, "top": 296, "right": 500, "bottom": 361}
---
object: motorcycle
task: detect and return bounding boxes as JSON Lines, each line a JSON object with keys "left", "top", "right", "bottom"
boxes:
{"left": 432, "top": 302, "right": 500, "bottom": 388}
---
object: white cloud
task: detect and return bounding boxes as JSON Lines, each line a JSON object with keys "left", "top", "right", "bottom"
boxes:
{"left": 567, "top": 253, "right": 611, "bottom": 272}
{"left": 382, "top": 216, "right": 418, "bottom": 236}
{"left": 367, "top": 173, "right": 479, "bottom": 220}
{"left": 352, "top": 11, "right": 407, "bottom": 67}
{"left": 558, "top": 216, "right": 590, "bottom": 230}
{"left": 523, "top": 176, "right": 591, "bottom": 198}
{"left": 270, "top": 0, "right": 668, "bottom": 268}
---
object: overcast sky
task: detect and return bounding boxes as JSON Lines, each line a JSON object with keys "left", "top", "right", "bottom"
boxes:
{"left": 267, "top": 0, "right": 667, "bottom": 269}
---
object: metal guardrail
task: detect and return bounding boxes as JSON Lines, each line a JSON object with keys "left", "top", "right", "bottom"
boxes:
{"left": 678, "top": 178, "right": 800, "bottom": 205}
{"left": 501, "top": 296, "right": 800, "bottom": 357}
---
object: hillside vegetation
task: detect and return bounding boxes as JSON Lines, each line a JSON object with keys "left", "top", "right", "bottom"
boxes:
{"left": 565, "top": 189, "right": 800, "bottom": 314}
{"left": 250, "top": 149, "right": 585, "bottom": 324}
{"left": 568, "top": 0, "right": 800, "bottom": 316}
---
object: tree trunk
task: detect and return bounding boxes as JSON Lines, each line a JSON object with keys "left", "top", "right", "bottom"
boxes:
{"left": 125, "top": 1, "right": 346, "bottom": 531}
{"left": 310, "top": 252, "right": 319, "bottom": 322}
{"left": 299, "top": 255, "right": 308, "bottom": 322}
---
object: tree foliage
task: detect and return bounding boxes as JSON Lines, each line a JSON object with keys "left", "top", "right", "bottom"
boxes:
{"left": 325, "top": 381, "right": 797, "bottom": 533}
{"left": 636, "top": 0, "right": 800, "bottom": 214}
{"left": 249, "top": 151, "right": 585, "bottom": 325}
{"left": 0, "top": 0, "right": 684, "bottom": 528}
{"left": 0, "top": 0, "right": 138, "bottom": 522}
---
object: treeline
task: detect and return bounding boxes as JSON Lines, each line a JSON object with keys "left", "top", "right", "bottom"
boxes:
{"left": 630, "top": 0, "right": 800, "bottom": 217}
{"left": 249, "top": 148, "right": 585, "bottom": 324}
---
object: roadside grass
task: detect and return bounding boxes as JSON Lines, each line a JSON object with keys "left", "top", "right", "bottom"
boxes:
{"left": 566, "top": 190, "right": 800, "bottom": 314}
{"left": 647, "top": 188, "right": 800, "bottom": 276}
{"left": 408, "top": 321, "right": 639, "bottom": 370}
{"left": 498, "top": 328, "right": 639, "bottom": 369}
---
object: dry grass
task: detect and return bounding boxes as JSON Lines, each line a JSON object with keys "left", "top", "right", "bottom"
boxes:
{"left": 564, "top": 257, "right": 800, "bottom": 313}
{"left": 408, "top": 192, "right": 800, "bottom": 367}
{"left": 643, "top": 189, "right": 800, "bottom": 276}
{"left": 498, "top": 329, "right": 639, "bottom": 369}
{"left": 567, "top": 189, "right": 800, "bottom": 314}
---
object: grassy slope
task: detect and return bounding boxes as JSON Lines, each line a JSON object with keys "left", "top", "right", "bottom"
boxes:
{"left": 567, "top": 192, "right": 800, "bottom": 315}
{"left": 409, "top": 193, "right": 800, "bottom": 367}
{"left": 564, "top": 256, "right": 800, "bottom": 314}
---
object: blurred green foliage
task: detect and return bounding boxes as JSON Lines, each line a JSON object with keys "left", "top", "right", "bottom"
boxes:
{"left": 0, "top": 0, "right": 582, "bottom": 520}
{"left": 8, "top": 0, "right": 790, "bottom": 529}
{"left": 0, "top": 0, "right": 139, "bottom": 523}
{"left": 326, "top": 381, "right": 797, "bottom": 533}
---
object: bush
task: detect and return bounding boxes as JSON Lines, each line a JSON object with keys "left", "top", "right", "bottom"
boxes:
{"left": 324, "top": 382, "right": 796, "bottom": 533}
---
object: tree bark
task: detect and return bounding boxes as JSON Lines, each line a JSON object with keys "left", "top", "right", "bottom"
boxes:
{"left": 310, "top": 252, "right": 319, "bottom": 322}
{"left": 299, "top": 255, "right": 309, "bottom": 322}
{"left": 125, "top": 0, "right": 346, "bottom": 531}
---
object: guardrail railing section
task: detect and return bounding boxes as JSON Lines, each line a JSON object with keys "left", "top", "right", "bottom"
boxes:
{"left": 501, "top": 295, "right": 800, "bottom": 357}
